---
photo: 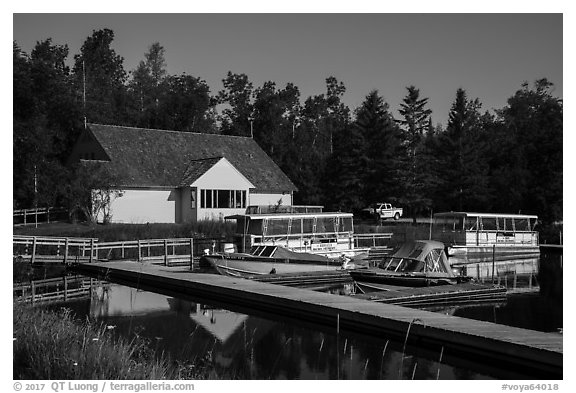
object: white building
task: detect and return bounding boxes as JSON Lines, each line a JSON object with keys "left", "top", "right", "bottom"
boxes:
{"left": 69, "top": 124, "right": 296, "bottom": 223}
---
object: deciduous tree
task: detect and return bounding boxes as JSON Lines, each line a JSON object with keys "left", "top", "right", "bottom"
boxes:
{"left": 72, "top": 29, "right": 128, "bottom": 125}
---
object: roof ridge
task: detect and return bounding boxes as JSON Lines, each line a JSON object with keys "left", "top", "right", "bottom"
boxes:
{"left": 88, "top": 123, "right": 254, "bottom": 139}
{"left": 187, "top": 156, "right": 223, "bottom": 162}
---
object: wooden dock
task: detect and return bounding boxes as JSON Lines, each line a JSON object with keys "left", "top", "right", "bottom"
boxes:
{"left": 74, "top": 260, "right": 562, "bottom": 378}
{"left": 352, "top": 282, "right": 508, "bottom": 307}
{"left": 540, "top": 244, "right": 563, "bottom": 252}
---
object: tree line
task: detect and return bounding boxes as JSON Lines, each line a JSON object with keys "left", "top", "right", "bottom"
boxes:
{"left": 13, "top": 28, "right": 563, "bottom": 224}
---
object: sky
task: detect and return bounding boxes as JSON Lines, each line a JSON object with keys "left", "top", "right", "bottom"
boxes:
{"left": 12, "top": 13, "right": 563, "bottom": 127}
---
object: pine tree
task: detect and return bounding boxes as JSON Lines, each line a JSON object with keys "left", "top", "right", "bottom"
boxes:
{"left": 397, "top": 86, "right": 433, "bottom": 220}
{"left": 325, "top": 90, "right": 401, "bottom": 211}
{"left": 436, "top": 88, "right": 491, "bottom": 211}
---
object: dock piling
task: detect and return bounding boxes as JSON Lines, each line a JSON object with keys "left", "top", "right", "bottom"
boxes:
{"left": 491, "top": 244, "right": 496, "bottom": 284}
{"left": 138, "top": 240, "right": 141, "bottom": 262}
{"left": 31, "top": 237, "right": 37, "bottom": 265}
{"left": 164, "top": 239, "right": 168, "bottom": 266}
{"left": 89, "top": 239, "right": 94, "bottom": 263}
{"left": 64, "top": 238, "right": 69, "bottom": 265}
{"left": 189, "top": 238, "right": 194, "bottom": 271}
{"left": 31, "top": 281, "right": 35, "bottom": 305}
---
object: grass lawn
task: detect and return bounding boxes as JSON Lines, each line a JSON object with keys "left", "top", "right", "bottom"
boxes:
{"left": 13, "top": 221, "right": 236, "bottom": 242}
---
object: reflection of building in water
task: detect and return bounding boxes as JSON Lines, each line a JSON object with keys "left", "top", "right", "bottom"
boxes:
{"left": 189, "top": 304, "right": 249, "bottom": 343}
{"left": 90, "top": 285, "right": 254, "bottom": 343}
{"left": 453, "top": 256, "right": 539, "bottom": 289}
{"left": 88, "top": 284, "right": 273, "bottom": 375}
{"left": 90, "top": 284, "right": 178, "bottom": 318}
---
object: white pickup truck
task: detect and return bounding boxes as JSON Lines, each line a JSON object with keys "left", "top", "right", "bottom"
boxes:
{"left": 362, "top": 203, "right": 403, "bottom": 220}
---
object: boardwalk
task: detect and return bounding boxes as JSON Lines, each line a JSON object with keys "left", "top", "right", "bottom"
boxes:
{"left": 74, "top": 260, "right": 562, "bottom": 378}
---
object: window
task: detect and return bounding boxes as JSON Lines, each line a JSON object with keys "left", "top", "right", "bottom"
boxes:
{"left": 199, "top": 189, "right": 247, "bottom": 209}
{"left": 515, "top": 218, "right": 530, "bottom": 232}
{"left": 465, "top": 217, "right": 478, "bottom": 231}
{"left": 425, "top": 249, "right": 447, "bottom": 273}
{"left": 190, "top": 188, "right": 196, "bottom": 209}
{"left": 481, "top": 217, "right": 497, "bottom": 231}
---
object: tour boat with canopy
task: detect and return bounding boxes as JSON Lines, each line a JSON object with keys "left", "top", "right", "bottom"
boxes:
{"left": 199, "top": 205, "right": 391, "bottom": 278}
{"left": 225, "top": 205, "right": 389, "bottom": 258}
{"left": 431, "top": 212, "right": 539, "bottom": 260}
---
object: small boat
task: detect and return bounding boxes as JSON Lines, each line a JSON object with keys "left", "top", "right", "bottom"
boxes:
{"left": 199, "top": 245, "right": 348, "bottom": 278}
{"left": 349, "top": 240, "right": 468, "bottom": 289}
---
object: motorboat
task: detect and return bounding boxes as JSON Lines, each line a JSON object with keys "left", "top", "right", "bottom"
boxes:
{"left": 349, "top": 240, "right": 469, "bottom": 289}
{"left": 199, "top": 245, "right": 349, "bottom": 278}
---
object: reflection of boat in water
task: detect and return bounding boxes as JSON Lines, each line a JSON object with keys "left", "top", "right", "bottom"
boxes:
{"left": 431, "top": 212, "right": 540, "bottom": 257}
{"left": 451, "top": 255, "right": 539, "bottom": 290}
{"left": 349, "top": 240, "right": 468, "bottom": 289}
{"left": 199, "top": 245, "right": 347, "bottom": 278}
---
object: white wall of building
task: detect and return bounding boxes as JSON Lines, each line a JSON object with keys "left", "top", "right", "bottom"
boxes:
{"left": 189, "top": 158, "right": 255, "bottom": 222}
{"left": 104, "top": 189, "right": 176, "bottom": 223}
{"left": 96, "top": 158, "right": 293, "bottom": 224}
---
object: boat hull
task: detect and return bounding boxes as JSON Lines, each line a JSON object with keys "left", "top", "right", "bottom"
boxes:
{"left": 349, "top": 269, "right": 459, "bottom": 288}
{"left": 448, "top": 245, "right": 540, "bottom": 257}
{"left": 200, "top": 255, "right": 342, "bottom": 278}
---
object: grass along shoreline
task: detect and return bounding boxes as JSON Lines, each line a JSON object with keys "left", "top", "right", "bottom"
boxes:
{"left": 13, "top": 303, "right": 212, "bottom": 380}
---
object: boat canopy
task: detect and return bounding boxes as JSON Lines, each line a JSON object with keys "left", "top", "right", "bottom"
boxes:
{"left": 378, "top": 240, "right": 454, "bottom": 276}
{"left": 226, "top": 211, "right": 355, "bottom": 237}
{"left": 433, "top": 212, "right": 538, "bottom": 232}
{"left": 244, "top": 205, "right": 324, "bottom": 214}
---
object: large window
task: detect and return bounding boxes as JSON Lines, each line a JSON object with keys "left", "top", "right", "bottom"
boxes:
{"left": 200, "top": 189, "right": 247, "bottom": 209}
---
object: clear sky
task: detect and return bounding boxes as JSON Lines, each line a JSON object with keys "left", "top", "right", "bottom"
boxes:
{"left": 12, "top": 13, "right": 562, "bottom": 127}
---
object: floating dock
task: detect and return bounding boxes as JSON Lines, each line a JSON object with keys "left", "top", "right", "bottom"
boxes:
{"left": 74, "top": 260, "right": 562, "bottom": 378}
{"left": 352, "top": 282, "right": 508, "bottom": 307}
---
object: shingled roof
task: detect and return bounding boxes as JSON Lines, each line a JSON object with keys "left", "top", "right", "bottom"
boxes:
{"left": 79, "top": 124, "right": 297, "bottom": 192}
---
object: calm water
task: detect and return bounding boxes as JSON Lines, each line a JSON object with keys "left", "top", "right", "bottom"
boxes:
{"left": 448, "top": 251, "right": 562, "bottom": 332}
{"left": 48, "top": 251, "right": 562, "bottom": 380}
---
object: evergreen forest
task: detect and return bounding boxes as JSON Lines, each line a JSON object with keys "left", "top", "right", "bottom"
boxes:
{"left": 13, "top": 29, "right": 563, "bottom": 225}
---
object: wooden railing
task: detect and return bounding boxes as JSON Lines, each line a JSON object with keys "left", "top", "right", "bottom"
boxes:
{"left": 13, "top": 276, "right": 102, "bottom": 305}
{"left": 353, "top": 233, "right": 394, "bottom": 248}
{"left": 13, "top": 207, "right": 67, "bottom": 226}
{"left": 13, "top": 235, "right": 227, "bottom": 266}
{"left": 95, "top": 238, "right": 194, "bottom": 266}
{"left": 13, "top": 235, "right": 98, "bottom": 264}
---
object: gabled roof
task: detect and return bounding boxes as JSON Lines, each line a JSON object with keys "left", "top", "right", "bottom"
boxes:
{"left": 178, "top": 157, "right": 223, "bottom": 187}
{"left": 78, "top": 124, "right": 297, "bottom": 192}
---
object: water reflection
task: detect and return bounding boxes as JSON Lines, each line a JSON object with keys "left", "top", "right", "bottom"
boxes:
{"left": 442, "top": 252, "right": 563, "bottom": 333}
{"left": 85, "top": 283, "right": 497, "bottom": 379}
{"left": 451, "top": 255, "right": 539, "bottom": 289}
